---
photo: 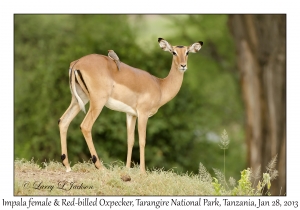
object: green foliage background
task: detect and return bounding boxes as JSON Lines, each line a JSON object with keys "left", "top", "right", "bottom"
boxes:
{"left": 14, "top": 15, "right": 245, "bottom": 179}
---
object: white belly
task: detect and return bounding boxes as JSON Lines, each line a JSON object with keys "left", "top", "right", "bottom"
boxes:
{"left": 105, "top": 97, "right": 137, "bottom": 116}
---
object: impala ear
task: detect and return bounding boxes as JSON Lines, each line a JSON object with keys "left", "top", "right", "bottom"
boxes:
{"left": 158, "top": 38, "right": 173, "bottom": 53}
{"left": 188, "top": 41, "right": 203, "bottom": 53}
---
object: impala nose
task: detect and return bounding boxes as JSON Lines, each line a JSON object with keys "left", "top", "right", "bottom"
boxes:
{"left": 180, "top": 64, "right": 187, "bottom": 70}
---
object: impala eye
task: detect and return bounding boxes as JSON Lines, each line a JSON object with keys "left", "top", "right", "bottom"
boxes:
{"left": 172, "top": 51, "right": 177, "bottom": 56}
{"left": 186, "top": 51, "right": 189, "bottom": 56}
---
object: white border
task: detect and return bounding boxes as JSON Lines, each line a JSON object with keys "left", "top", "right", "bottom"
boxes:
{"left": 2, "top": 0, "right": 299, "bottom": 209}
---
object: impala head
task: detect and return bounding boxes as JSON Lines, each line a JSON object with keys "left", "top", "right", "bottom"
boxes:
{"left": 158, "top": 38, "right": 203, "bottom": 72}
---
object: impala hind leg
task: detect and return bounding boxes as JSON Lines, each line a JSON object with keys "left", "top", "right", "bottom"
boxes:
{"left": 58, "top": 97, "right": 81, "bottom": 172}
{"left": 80, "top": 99, "right": 107, "bottom": 170}
{"left": 126, "top": 114, "right": 137, "bottom": 168}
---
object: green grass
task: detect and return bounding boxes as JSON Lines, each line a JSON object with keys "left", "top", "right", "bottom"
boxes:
{"left": 14, "top": 159, "right": 214, "bottom": 196}
{"left": 14, "top": 130, "right": 277, "bottom": 196}
{"left": 14, "top": 155, "right": 277, "bottom": 196}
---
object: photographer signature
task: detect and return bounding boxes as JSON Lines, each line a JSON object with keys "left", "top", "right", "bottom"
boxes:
{"left": 23, "top": 181, "right": 93, "bottom": 192}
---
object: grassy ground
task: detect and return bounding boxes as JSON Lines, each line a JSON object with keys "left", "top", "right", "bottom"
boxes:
{"left": 15, "top": 156, "right": 277, "bottom": 196}
{"left": 14, "top": 159, "right": 215, "bottom": 196}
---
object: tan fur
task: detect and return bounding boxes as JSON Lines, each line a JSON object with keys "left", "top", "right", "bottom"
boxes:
{"left": 58, "top": 38, "right": 203, "bottom": 173}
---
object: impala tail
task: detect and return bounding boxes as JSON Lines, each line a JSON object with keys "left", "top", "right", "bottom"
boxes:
{"left": 69, "top": 60, "right": 88, "bottom": 113}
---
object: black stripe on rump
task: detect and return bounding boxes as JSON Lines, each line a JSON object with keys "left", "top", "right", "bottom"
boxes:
{"left": 75, "top": 72, "right": 79, "bottom": 84}
{"left": 75, "top": 70, "right": 89, "bottom": 93}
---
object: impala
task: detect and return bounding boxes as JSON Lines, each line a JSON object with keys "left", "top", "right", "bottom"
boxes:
{"left": 58, "top": 38, "right": 203, "bottom": 173}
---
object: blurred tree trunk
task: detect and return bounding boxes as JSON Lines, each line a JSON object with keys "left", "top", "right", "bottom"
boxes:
{"left": 229, "top": 15, "right": 286, "bottom": 195}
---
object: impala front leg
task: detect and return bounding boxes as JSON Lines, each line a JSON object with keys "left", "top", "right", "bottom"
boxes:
{"left": 137, "top": 113, "right": 149, "bottom": 174}
{"left": 126, "top": 114, "right": 137, "bottom": 168}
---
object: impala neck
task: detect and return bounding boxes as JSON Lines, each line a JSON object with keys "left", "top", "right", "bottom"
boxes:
{"left": 159, "top": 60, "right": 184, "bottom": 107}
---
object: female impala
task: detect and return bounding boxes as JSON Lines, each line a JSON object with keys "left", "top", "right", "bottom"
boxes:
{"left": 58, "top": 38, "right": 203, "bottom": 173}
